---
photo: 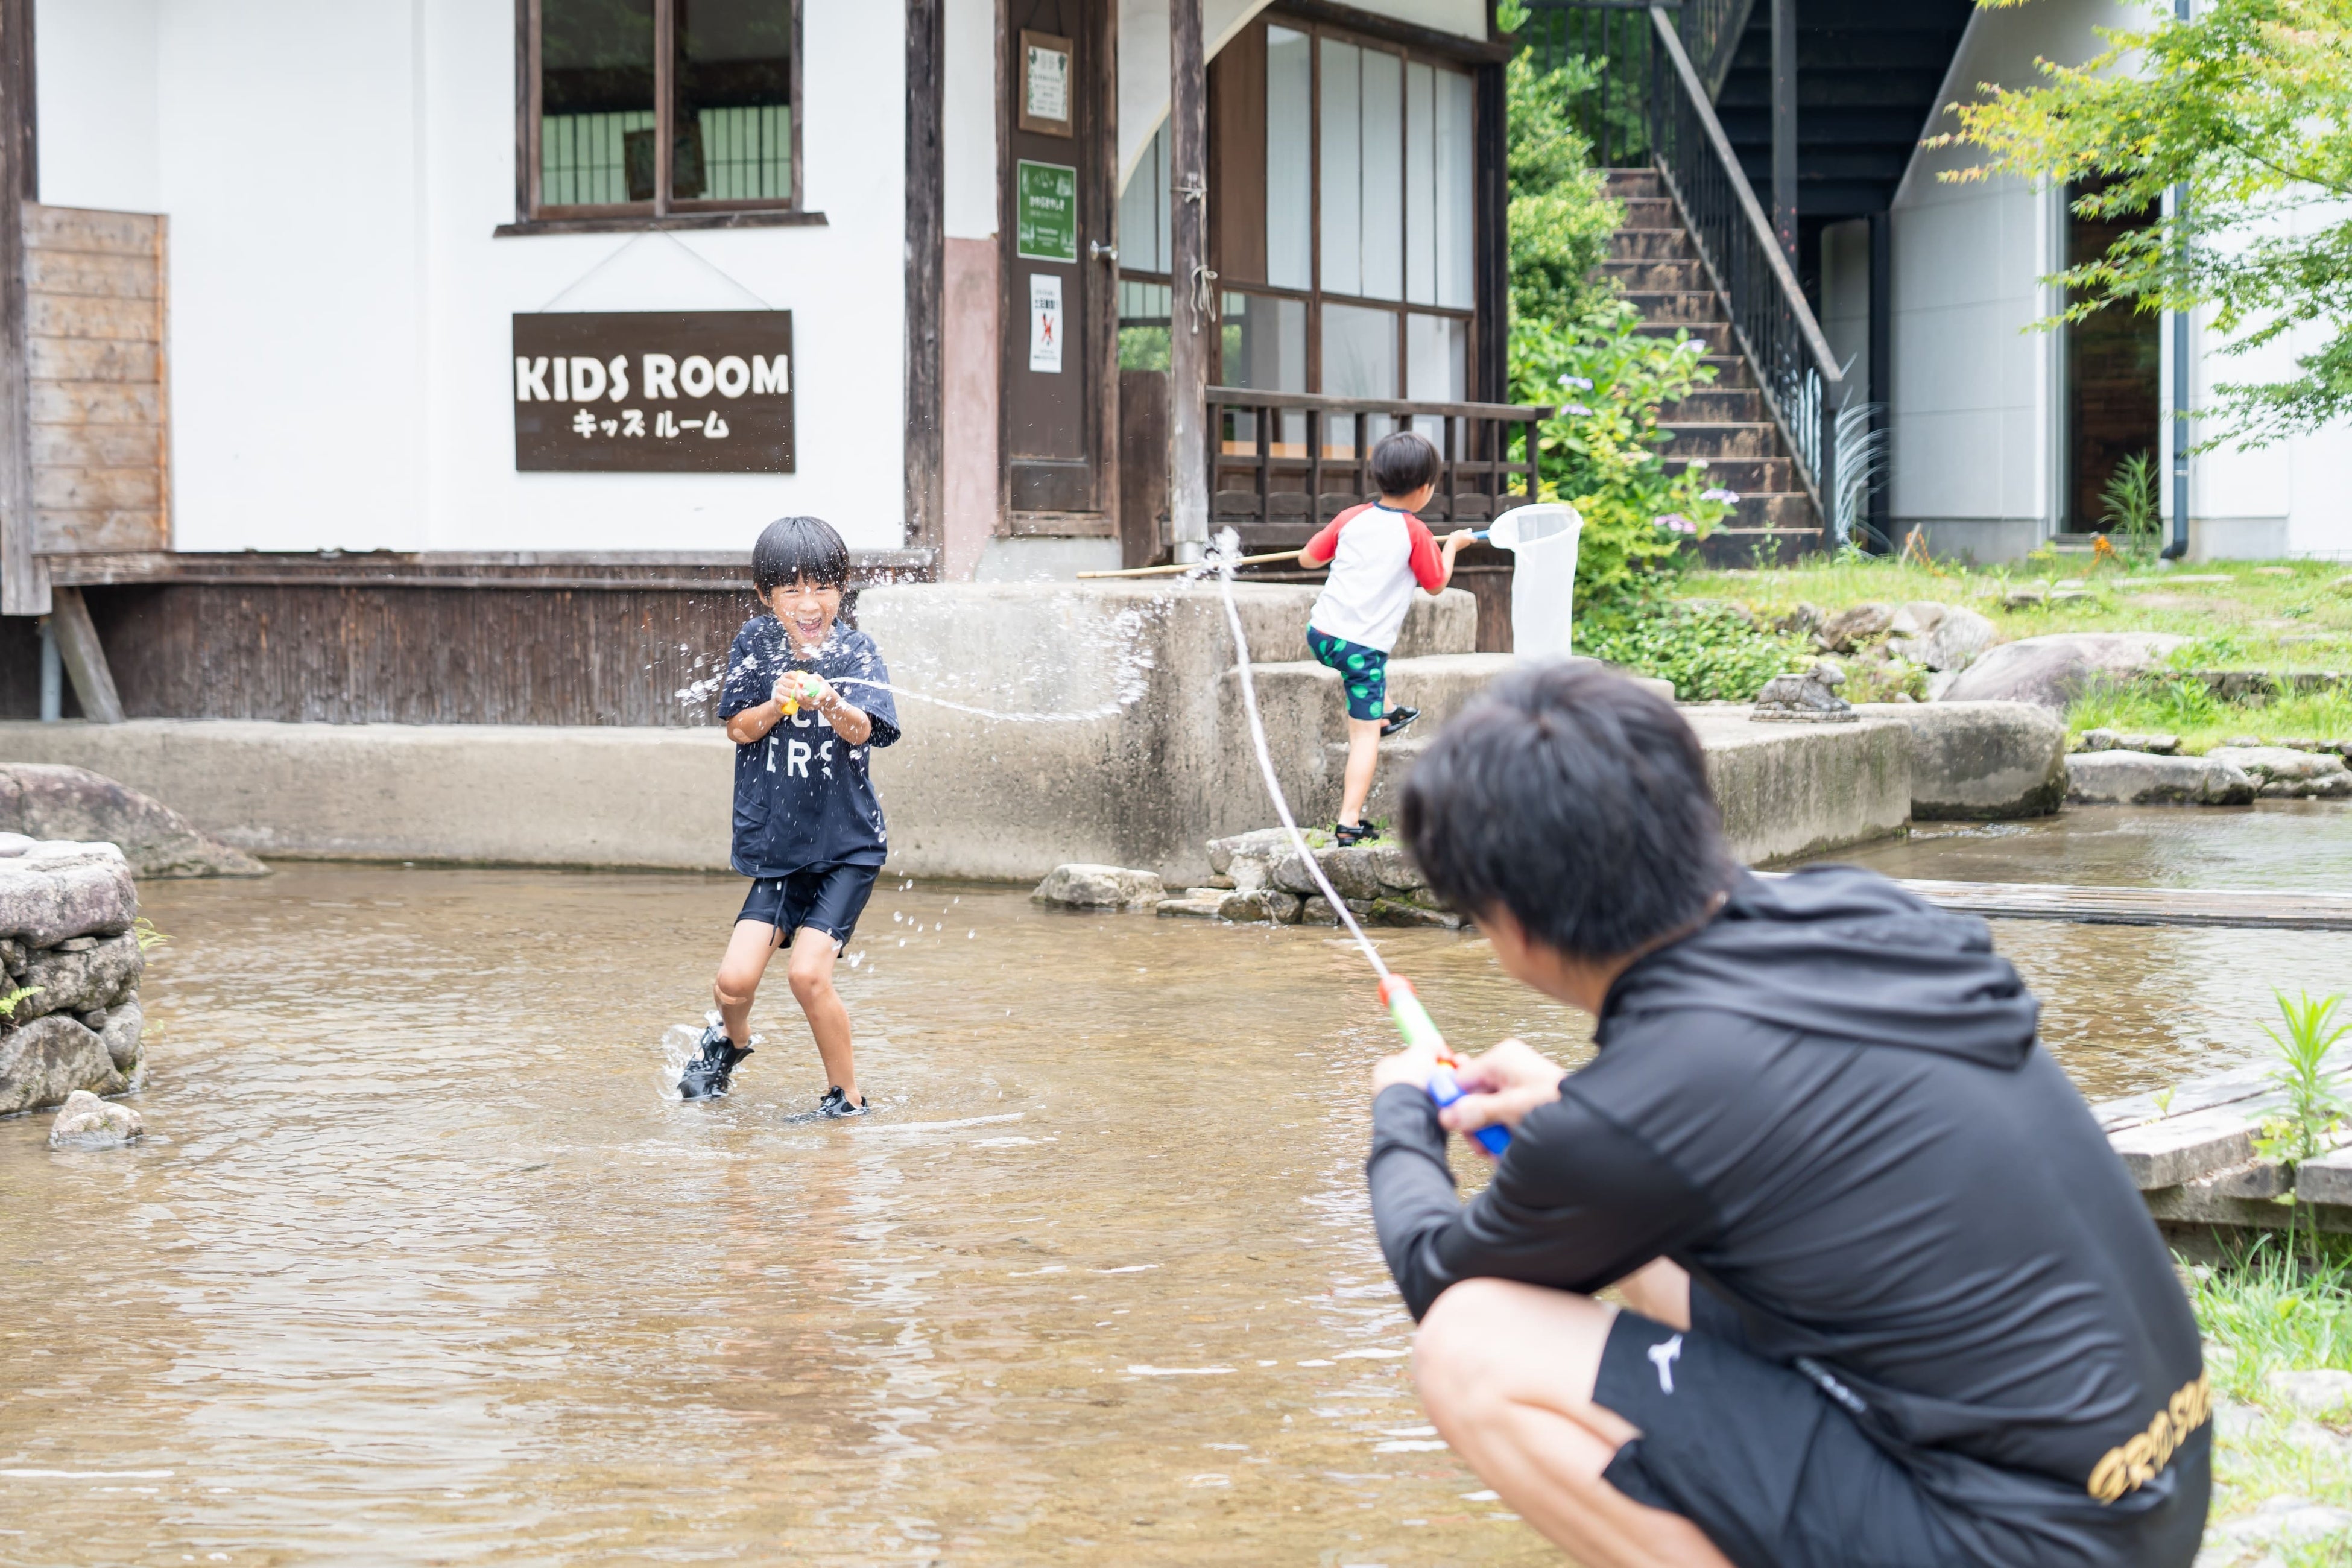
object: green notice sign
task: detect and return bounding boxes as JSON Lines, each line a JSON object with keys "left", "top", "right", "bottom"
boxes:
{"left": 1016, "top": 160, "right": 1079, "bottom": 262}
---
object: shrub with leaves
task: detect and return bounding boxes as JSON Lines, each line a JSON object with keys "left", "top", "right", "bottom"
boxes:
{"left": 1505, "top": 55, "right": 1620, "bottom": 330}
{"left": 1578, "top": 594, "right": 1811, "bottom": 701}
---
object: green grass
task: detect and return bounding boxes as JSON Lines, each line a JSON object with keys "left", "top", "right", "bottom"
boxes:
{"left": 2066, "top": 679, "right": 2352, "bottom": 753}
{"left": 1677, "top": 556, "right": 2352, "bottom": 674}
{"left": 2192, "top": 1242, "right": 2352, "bottom": 1563}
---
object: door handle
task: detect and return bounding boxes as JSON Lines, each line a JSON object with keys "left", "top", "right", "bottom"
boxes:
{"left": 1090, "top": 241, "right": 1118, "bottom": 262}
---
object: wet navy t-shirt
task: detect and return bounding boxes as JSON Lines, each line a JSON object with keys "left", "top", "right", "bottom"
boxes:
{"left": 717, "top": 616, "right": 902, "bottom": 877}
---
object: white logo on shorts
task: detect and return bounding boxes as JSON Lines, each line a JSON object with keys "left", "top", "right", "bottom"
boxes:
{"left": 1648, "top": 1333, "right": 1684, "bottom": 1395}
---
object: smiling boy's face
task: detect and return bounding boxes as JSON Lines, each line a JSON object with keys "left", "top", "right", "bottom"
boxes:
{"left": 761, "top": 577, "right": 842, "bottom": 654}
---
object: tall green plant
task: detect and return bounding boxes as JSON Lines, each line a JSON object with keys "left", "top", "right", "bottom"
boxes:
{"left": 2099, "top": 451, "right": 2161, "bottom": 559}
{"left": 2255, "top": 990, "right": 2349, "bottom": 1263}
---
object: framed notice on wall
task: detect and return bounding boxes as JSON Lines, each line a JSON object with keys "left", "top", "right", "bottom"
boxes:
{"left": 1016, "top": 160, "right": 1078, "bottom": 263}
{"left": 1019, "top": 29, "right": 1073, "bottom": 136}
{"left": 512, "top": 311, "right": 794, "bottom": 473}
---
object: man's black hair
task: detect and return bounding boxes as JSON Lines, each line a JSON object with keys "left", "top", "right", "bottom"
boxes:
{"left": 1371, "top": 430, "right": 1440, "bottom": 498}
{"left": 752, "top": 515, "right": 850, "bottom": 593}
{"left": 1399, "top": 663, "right": 1732, "bottom": 961}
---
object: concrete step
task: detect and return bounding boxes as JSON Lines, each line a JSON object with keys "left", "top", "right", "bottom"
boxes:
{"left": 1698, "top": 526, "right": 1823, "bottom": 567}
{"left": 1724, "top": 492, "right": 1818, "bottom": 531}
{"left": 1699, "top": 354, "right": 1755, "bottom": 388}
{"left": 1665, "top": 455, "right": 1790, "bottom": 493}
{"left": 1638, "top": 320, "right": 1734, "bottom": 355}
{"left": 1662, "top": 387, "right": 1766, "bottom": 423}
{"left": 1608, "top": 227, "right": 1696, "bottom": 262}
{"left": 1659, "top": 422, "right": 1780, "bottom": 461}
{"left": 1604, "top": 168, "right": 1664, "bottom": 199}
{"left": 1622, "top": 289, "right": 1724, "bottom": 326}
{"left": 1616, "top": 197, "right": 1678, "bottom": 229}
{"left": 1601, "top": 257, "right": 1709, "bottom": 292}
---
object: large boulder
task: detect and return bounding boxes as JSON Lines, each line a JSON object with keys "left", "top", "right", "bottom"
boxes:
{"left": 1816, "top": 602, "right": 1894, "bottom": 653}
{"left": 1939, "top": 633, "right": 2189, "bottom": 711}
{"left": 0, "top": 764, "right": 267, "bottom": 878}
{"left": 0, "top": 841, "right": 137, "bottom": 949}
{"left": 1031, "top": 864, "right": 1164, "bottom": 911}
{"left": 2206, "top": 746, "right": 2352, "bottom": 799}
{"left": 2065, "top": 751, "right": 2256, "bottom": 806}
{"left": 1886, "top": 602, "right": 1997, "bottom": 672}
{"left": 1851, "top": 703, "right": 2067, "bottom": 820}
{"left": 0, "top": 1012, "right": 124, "bottom": 1115}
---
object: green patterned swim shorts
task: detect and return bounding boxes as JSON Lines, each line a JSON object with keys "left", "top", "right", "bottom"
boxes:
{"left": 1307, "top": 626, "right": 1388, "bottom": 721}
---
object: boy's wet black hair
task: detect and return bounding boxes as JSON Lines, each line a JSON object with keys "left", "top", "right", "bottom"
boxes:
{"left": 1371, "top": 430, "right": 1441, "bottom": 498}
{"left": 752, "top": 515, "right": 851, "bottom": 593}
{"left": 1399, "top": 663, "right": 1733, "bottom": 962}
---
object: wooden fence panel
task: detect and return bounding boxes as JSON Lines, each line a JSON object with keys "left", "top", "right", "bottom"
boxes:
{"left": 23, "top": 204, "right": 167, "bottom": 558}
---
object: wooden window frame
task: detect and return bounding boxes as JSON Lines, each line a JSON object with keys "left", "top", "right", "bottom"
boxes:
{"left": 1124, "top": 13, "right": 1481, "bottom": 401}
{"left": 503, "top": 0, "right": 821, "bottom": 236}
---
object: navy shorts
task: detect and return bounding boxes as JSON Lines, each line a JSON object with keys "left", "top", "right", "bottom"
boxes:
{"left": 1307, "top": 626, "right": 1389, "bottom": 721}
{"left": 736, "top": 862, "right": 878, "bottom": 948}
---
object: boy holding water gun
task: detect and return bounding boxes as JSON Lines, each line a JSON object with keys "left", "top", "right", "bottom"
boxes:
{"left": 677, "top": 515, "right": 900, "bottom": 1111}
{"left": 1296, "top": 429, "right": 1476, "bottom": 846}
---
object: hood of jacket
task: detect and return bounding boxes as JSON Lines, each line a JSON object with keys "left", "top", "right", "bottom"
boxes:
{"left": 1599, "top": 865, "right": 2040, "bottom": 1068}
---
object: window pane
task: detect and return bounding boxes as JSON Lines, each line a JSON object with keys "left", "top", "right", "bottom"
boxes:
{"left": 540, "top": 0, "right": 656, "bottom": 207}
{"left": 1266, "top": 27, "right": 1313, "bottom": 291}
{"left": 1323, "top": 301, "right": 1397, "bottom": 400}
{"left": 1118, "top": 278, "right": 1171, "bottom": 371}
{"left": 1221, "top": 292, "right": 1307, "bottom": 449}
{"left": 1360, "top": 49, "right": 1403, "bottom": 302}
{"left": 1406, "top": 312, "right": 1466, "bottom": 444}
{"left": 1435, "top": 68, "right": 1475, "bottom": 309}
{"left": 675, "top": 0, "right": 794, "bottom": 202}
{"left": 1405, "top": 62, "right": 1435, "bottom": 305}
{"left": 1119, "top": 122, "right": 1173, "bottom": 275}
{"left": 1319, "top": 39, "right": 1361, "bottom": 297}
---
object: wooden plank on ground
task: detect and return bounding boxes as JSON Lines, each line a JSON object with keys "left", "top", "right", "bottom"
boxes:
{"left": 2298, "top": 1148, "right": 2352, "bottom": 1209}
{"left": 2108, "top": 1105, "right": 2262, "bottom": 1190}
{"left": 1893, "top": 878, "right": 2352, "bottom": 932}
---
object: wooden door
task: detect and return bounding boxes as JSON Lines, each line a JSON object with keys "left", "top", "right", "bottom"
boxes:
{"left": 1001, "top": 0, "right": 1117, "bottom": 528}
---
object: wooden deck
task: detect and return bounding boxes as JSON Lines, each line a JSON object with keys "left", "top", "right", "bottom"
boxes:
{"left": 1795, "top": 876, "right": 2352, "bottom": 933}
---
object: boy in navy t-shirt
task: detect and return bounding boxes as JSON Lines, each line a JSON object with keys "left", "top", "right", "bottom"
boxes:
{"left": 677, "top": 515, "right": 902, "bottom": 1110}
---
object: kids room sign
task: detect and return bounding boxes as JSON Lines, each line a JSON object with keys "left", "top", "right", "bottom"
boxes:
{"left": 513, "top": 310, "right": 795, "bottom": 473}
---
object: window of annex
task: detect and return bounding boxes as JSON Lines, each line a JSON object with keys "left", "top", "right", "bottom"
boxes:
{"left": 1117, "top": 15, "right": 1478, "bottom": 447}
{"left": 517, "top": 0, "right": 806, "bottom": 229}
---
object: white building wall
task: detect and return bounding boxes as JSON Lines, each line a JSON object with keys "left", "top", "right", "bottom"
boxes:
{"left": 33, "top": 0, "right": 160, "bottom": 213}
{"left": 36, "top": 0, "right": 911, "bottom": 557}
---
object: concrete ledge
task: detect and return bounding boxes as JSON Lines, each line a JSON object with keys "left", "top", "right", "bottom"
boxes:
{"left": 1851, "top": 701, "right": 2067, "bottom": 820}
{"left": 1684, "top": 710, "right": 1913, "bottom": 864}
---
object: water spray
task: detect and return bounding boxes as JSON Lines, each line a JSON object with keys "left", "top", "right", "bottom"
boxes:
{"left": 1205, "top": 531, "right": 1508, "bottom": 1156}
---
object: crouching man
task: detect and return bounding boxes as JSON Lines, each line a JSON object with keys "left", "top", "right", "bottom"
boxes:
{"left": 1370, "top": 665, "right": 2208, "bottom": 1568}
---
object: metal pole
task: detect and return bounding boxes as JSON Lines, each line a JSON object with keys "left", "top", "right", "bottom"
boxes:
{"left": 1868, "top": 209, "right": 1892, "bottom": 551}
{"left": 1166, "top": 0, "right": 1212, "bottom": 565}
{"left": 2163, "top": 0, "right": 2192, "bottom": 560}
{"left": 37, "top": 613, "right": 57, "bottom": 721}
{"left": 1771, "top": 0, "right": 1796, "bottom": 265}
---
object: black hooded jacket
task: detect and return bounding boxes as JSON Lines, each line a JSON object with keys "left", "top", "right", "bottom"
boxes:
{"left": 1368, "top": 867, "right": 2208, "bottom": 1566}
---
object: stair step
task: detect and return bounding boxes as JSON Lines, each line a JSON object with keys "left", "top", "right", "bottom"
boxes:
{"left": 1666, "top": 455, "right": 1791, "bottom": 493}
{"left": 1659, "top": 422, "right": 1780, "bottom": 460}
{"left": 1604, "top": 168, "right": 1664, "bottom": 199}
{"left": 1616, "top": 197, "right": 1678, "bottom": 229}
{"left": 1608, "top": 228, "right": 1696, "bottom": 262}
{"left": 1661, "top": 388, "right": 1766, "bottom": 423}
{"left": 1700, "top": 522, "right": 1821, "bottom": 566}
{"left": 1602, "top": 258, "right": 1710, "bottom": 292}
{"left": 1623, "top": 289, "right": 1725, "bottom": 326}
{"left": 1638, "top": 320, "right": 1736, "bottom": 355}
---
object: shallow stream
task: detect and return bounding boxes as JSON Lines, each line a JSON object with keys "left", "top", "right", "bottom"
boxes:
{"left": 2, "top": 803, "right": 2347, "bottom": 1564}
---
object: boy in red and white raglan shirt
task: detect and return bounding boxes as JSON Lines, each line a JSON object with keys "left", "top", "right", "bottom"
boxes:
{"left": 1297, "top": 430, "right": 1476, "bottom": 846}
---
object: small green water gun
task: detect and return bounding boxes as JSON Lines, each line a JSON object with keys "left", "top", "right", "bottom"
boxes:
{"left": 1379, "top": 974, "right": 1510, "bottom": 1155}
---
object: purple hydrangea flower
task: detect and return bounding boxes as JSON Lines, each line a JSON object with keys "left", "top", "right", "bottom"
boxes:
{"left": 1701, "top": 487, "right": 1741, "bottom": 505}
{"left": 1561, "top": 375, "right": 1594, "bottom": 391}
{"left": 1655, "top": 513, "right": 1697, "bottom": 534}
{"left": 1561, "top": 402, "right": 1593, "bottom": 417}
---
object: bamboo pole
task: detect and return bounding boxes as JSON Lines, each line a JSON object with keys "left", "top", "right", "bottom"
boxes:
{"left": 1075, "top": 548, "right": 1305, "bottom": 580}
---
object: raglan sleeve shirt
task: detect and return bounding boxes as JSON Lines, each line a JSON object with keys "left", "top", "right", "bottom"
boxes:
{"left": 1303, "top": 509, "right": 1447, "bottom": 594}
{"left": 1367, "top": 1080, "right": 1715, "bottom": 1321}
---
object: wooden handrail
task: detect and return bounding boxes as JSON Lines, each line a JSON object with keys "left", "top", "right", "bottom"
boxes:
{"left": 1646, "top": 7, "right": 1841, "bottom": 389}
{"left": 1207, "top": 386, "right": 1552, "bottom": 420}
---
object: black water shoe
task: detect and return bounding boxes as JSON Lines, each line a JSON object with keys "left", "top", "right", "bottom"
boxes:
{"left": 1380, "top": 705, "right": 1421, "bottom": 738}
{"left": 819, "top": 1086, "right": 869, "bottom": 1118}
{"left": 1333, "top": 821, "right": 1375, "bottom": 847}
{"left": 678, "top": 1026, "right": 753, "bottom": 1101}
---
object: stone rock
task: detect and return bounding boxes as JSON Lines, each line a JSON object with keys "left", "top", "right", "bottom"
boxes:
{"left": 11, "top": 930, "right": 141, "bottom": 1024}
{"left": 47, "top": 1088, "right": 142, "bottom": 1150}
{"left": 1205, "top": 827, "right": 1294, "bottom": 877}
{"left": 2065, "top": 751, "right": 2257, "bottom": 806}
{"left": 1815, "top": 602, "right": 1894, "bottom": 653}
{"left": 2208, "top": 1494, "right": 2352, "bottom": 1554}
{"left": 2208, "top": 746, "right": 2352, "bottom": 799}
{"left": 1031, "top": 864, "right": 1165, "bottom": 911}
{"left": 1271, "top": 846, "right": 1385, "bottom": 903}
{"left": 1939, "top": 633, "right": 2190, "bottom": 711}
{"left": 0, "top": 842, "right": 138, "bottom": 949}
{"left": 1299, "top": 895, "right": 1375, "bottom": 926}
{"left": 0, "top": 1012, "right": 125, "bottom": 1115}
{"left": 1362, "top": 841, "right": 1427, "bottom": 893}
{"left": 1851, "top": 703, "right": 2067, "bottom": 820}
{"left": 1216, "top": 888, "right": 1301, "bottom": 923}
{"left": 1752, "top": 662, "right": 1857, "bottom": 723}
{"left": 1155, "top": 894, "right": 1225, "bottom": 919}
{"left": 0, "top": 764, "right": 268, "bottom": 879}
{"left": 2267, "top": 1368, "right": 2352, "bottom": 1419}
{"left": 1775, "top": 602, "right": 1824, "bottom": 637}
{"left": 100, "top": 995, "right": 143, "bottom": 1075}
{"left": 1887, "top": 604, "right": 1996, "bottom": 672}
{"left": 1370, "top": 899, "right": 1465, "bottom": 930}
{"left": 2080, "top": 728, "right": 2180, "bottom": 756}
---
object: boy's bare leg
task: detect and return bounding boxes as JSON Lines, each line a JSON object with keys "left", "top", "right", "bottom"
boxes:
{"left": 1414, "top": 1278, "right": 1734, "bottom": 1568}
{"left": 1340, "top": 715, "right": 1384, "bottom": 825}
{"left": 712, "top": 919, "right": 783, "bottom": 1045}
{"left": 785, "top": 925, "right": 858, "bottom": 1101}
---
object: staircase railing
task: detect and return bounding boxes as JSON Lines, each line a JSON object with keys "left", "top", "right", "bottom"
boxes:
{"left": 1641, "top": 5, "right": 1841, "bottom": 526}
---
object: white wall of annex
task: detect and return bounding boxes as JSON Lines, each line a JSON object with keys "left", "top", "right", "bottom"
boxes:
{"left": 36, "top": 0, "right": 909, "bottom": 557}
{"left": 34, "top": 0, "right": 161, "bottom": 213}
{"left": 944, "top": 0, "right": 997, "bottom": 239}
